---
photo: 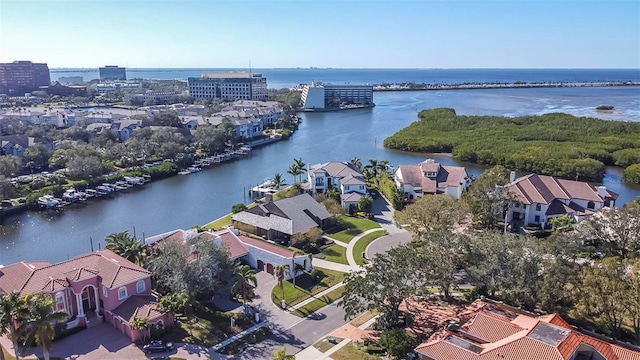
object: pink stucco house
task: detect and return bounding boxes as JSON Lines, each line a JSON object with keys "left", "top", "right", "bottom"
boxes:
{"left": 0, "top": 249, "right": 172, "bottom": 343}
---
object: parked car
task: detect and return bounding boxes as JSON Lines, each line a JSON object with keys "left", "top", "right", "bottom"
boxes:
{"left": 143, "top": 340, "right": 174, "bottom": 353}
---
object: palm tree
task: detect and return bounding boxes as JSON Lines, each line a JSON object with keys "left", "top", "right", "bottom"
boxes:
{"left": 275, "top": 265, "right": 289, "bottom": 308}
{"left": 0, "top": 291, "right": 30, "bottom": 360}
{"left": 129, "top": 316, "right": 150, "bottom": 344}
{"left": 287, "top": 164, "right": 301, "bottom": 184}
{"left": 24, "top": 294, "right": 68, "bottom": 360}
{"left": 324, "top": 187, "right": 341, "bottom": 203}
{"left": 159, "top": 292, "right": 192, "bottom": 336}
{"left": 272, "top": 347, "right": 296, "bottom": 360}
{"left": 293, "top": 158, "right": 306, "bottom": 183}
{"left": 231, "top": 265, "right": 258, "bottom": 317}
{"left": 377, "top": 159, "right": 391, "bottom": 176}
{"left": 105, "top": 231, "right": 147, "bottom": 266}
{"left": 351, "top": 157, "right": 363, "bottom": 171}
{"left": 364, "top": 159, "right": 379, "bottom": 178}
{"left": 272, "top": 173, "right": 287, "bottom": 190}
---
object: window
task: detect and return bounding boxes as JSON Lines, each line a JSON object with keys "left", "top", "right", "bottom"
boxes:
{"left": 136, "top": 280, "right": 145, "bottom": 293}
{"left": 535, "top": 204, "right": 542, "bottom": 212}
{"left": 102, "top": 286, "right": 108, "bottom": 297}
{"left": 587, "top": 201, "right": 595, "bottom": 210}
{"left": 55, "top": 292, "right": 65, "bottom": 311}
{"left": 118, "top": 287, "right": 127, "bottom": 300}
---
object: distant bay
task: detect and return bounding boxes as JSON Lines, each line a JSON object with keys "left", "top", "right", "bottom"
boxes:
{"left": 50, "top": 68, "right": 640, "bottom": 89}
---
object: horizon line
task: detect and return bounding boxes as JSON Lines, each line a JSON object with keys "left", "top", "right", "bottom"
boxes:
{"left": 47, "top": 67, "right": 640, "bottom": 71}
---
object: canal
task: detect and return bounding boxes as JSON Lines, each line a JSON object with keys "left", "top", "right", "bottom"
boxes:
{"left": 1, "top": 87, "right": 639, "bottom": 265}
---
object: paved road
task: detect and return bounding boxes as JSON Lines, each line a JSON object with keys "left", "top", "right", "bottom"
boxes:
{"left": 365, "top": 193, "right": 413, "bottom": 260}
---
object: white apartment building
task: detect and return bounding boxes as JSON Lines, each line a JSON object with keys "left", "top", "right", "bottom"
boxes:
{"left": 92, "top": 82, "right": 142, "bottom": 94}
{"left": 300, "top": 81, "right": 374, "bottom": 109}
{"left": 124, "top": 91, "right": 181, "bottom": 105}
{"left": 188, "top": 72, "right": 267, "bottom": 101}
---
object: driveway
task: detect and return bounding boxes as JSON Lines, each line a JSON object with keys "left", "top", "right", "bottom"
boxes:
{"left": 367, "top": 193, "right": 413, "bottom": 259}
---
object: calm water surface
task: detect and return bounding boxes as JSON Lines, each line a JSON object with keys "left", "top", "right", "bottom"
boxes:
{"left": 1, "top": 87, "right": 639, "bottom": 265}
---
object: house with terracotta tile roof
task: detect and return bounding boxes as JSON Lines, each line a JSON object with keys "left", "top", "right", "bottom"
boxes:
{"left": 306, "top": 161, "right": 368, "bottom": 208}
{"left": 505, "top": 172, "right": 618, "bottom": 228}
{"left": 0, "top": 249, "right": 172, "bottom": 343}
{"left": 231, "top": 193, "right": 333, "bottom": 242}
{"left": 394, "top": 159, "right": 471, "bottom": 201}
{"left": 145, "top": 227, "right": 311, "bottom": 279}
{"left": 414, "top": 299, "right": 640, "bottom": 360}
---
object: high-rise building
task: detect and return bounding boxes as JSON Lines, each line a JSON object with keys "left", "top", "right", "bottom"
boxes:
{"left": 0, "top": 61, "right": 51, "bottom": 95}
{"left": 99, "top": 66, "right": 127, "bottom": 80}
{"left": 300, "top": 81, "right": 374, "bottom": 109}
{"left": 188, "top": 72, "right": 267, "bottom": 100}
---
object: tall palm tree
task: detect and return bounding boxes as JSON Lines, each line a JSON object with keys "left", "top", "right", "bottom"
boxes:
{"left": 0, "top": 291, "right": 29, "bottom": 360}
{"left": 272, "top": 347, "right": 296, "bottom": 360}
{"left": 364, "top": 159, "right": 379, "bottom": 178}
{"left": 24, "top": 294, "right": 68, "bottom": 360}
{"left": 287, "top": 164, "right": 301, "bottom": 185}
{"left": 275, "top": 265, "right": 289, "bottom": 308}
{"left": 293, "top": 158, "right": 306, "bottom": 183}
{"left": 351, "top": 157, "right": 363, "bottom": 171}
{"left": 377, "top": 159, "right": 391, "bottom": 176}
{"left": 105, "top": 231, "right": 147, "bottom": 266}
{"left": 272, "top": 173, "right": 287, "bottom": 190}
{"left": 129, "top": 316, "right": 150, "bottom": 344}
{"left": 290, "top": 249, "right": 305, "bottom": 289}
{"left": 231, "top": 265, "right": 258, "bottom": 317}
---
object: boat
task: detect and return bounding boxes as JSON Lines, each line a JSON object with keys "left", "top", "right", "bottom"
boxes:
{"left": 37, "top": 195, "right": 61, "bottom": 209}
{"left": 124, "top": 176, "right": 144, "bottom": 186}
{"left": 178, "top": 169, "right": 192, "bottom": 175}
{"left": 187, "top": 166, "right": 201, "bottom": 173}
{"left": 96, "top": 185, "right": 112, "bottom": 195}
{"left": 141, "top": 174, "right": 152, "bottom": 183}
{"left": 85, "top": 189, "right": 99, "bottom": 198}
{"left": 62, "top": 189, "right": 85, "bottom": 202}
{"left": 115, "top": 181, "right": 131, "bottom": 191}
{"left": 101, "top": 183, "right": 117, "bottom": 192}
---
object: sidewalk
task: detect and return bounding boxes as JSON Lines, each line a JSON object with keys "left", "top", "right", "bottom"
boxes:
{"left": 210, "top": 321, "right": 268, "bottom": 352}
{"left": 345, "top": 228, "right": 386, "bottom": 267}
{"left": 313, "top": 258, "right": 358, "bottom": 273}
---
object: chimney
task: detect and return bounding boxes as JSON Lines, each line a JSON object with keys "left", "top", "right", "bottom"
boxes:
{"left": 597, "top": 186, "right": 607, "bottom": 199}
{"left": 509, "top": 171, "right": 516, "bottom": 182}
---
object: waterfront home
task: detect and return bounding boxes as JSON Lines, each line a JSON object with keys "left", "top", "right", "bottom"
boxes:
{"left": 144, "top": 227, "right": 311, "bottom": 278}
{"left": 0, "top": 249, "right": 172, "bottom": 343}
{"left": 306, "top": 161, "right": 367, "bottom": 208}
{"left": 505, "top": 172, "right": 618, "bottom": 228}
{"left": 1, "top": 135, "right": 54, "bottom": 158}
{"left": 394, "top": 159, "right": 471, "bottom": 201}
{"left": 232, "top": 193, "right": 333, "bottom": 243}
{"left": 413, "top": 298, "right": 639, "bottom": 360}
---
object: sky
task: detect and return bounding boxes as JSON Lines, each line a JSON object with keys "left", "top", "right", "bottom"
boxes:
{"left": 0, "top": 0, "right": 638, "bottom": 69}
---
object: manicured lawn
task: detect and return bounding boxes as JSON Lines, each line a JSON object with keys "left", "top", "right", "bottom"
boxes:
{"left": 314, "top": 336, "right": 344, "bottom": 353}
{"left": 331, "top": 342, "right": 381, "bottom": 360}
{"left": 353, "top": 231, "right": 387, "bottom": 265}
{"left": 327, "top": 216, "right": 381, "bottom": 243}
{"left": 162, "top": 302, "right": 245, "bottom": 347}
{"left": 203, "top": 213, "right": 232, "bottom": 230}
{"left": 271, "top": 267, "right": 347, "bottom": 307}
{"left": 291, "top": 286, "right": 346, "bottom": 317}
{"left": 349, "top": 310, "right": 379, "bottom": 328}
{"left": 322, "top": 244, "right": 348, "bottom": 264}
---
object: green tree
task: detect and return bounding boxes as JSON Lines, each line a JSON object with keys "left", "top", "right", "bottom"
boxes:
{"left": 275, "top": 265, "right": 289, "bottom": 308}
{"left": 358, "top": 195, "right": 373, "bottom": 215}
{"left": 159, "top": 292, "right": 193, "bottom": 336}
{"left": 549, "top": 215, "right": 574, "bottom": 232}
{"left": 379, "top": 328, "right": 419, "bottom": 360}
{"left": 350, "top": 157, "right": 362, "bottom": 171}
{"left": 577, "top": 206, "right": 640, "bottom": 259}
{"left": 290, "top": 249, "right": 305, "bottom": 289}
{"left": 462, "top": 165, "right": 514, "bottom": 229}
{"left": 287, "top": 164, "right": 301, "bottom": 185}
{"left": 272, "top": 173, "right": 287, "bottom": 190}
{"left": 364, "top": 159, "right": 379, "bottom": 179}
{"left": 152, "top": 111, "right": 181, "bottom": 127}
{"left": 24, "top": 294, "right": 68, "bottom": 360}
{"left": 575, "top": 257, "right": 629, "bottom": 339}
{"left": 272, "top": 347, "right": 296, "bottom": 360}
{"left": 231, "top": 203, "right": 248, "bottom": 214}
{"left": 624, "top": 164, "right": 640, "bottom": 185}
{"left": 0, "top": 291, "right": 30, "bottom": 360}
{"left": 129, "top": 316, "right": 150, "bottom": 344}
{"left": 232, "top": 265, "right": 258, "bottom": 317}
{"left": 395, "top": 194, "right": 469, "bottom": 233}
{"left": 323, "top": 186, "right": 341, "bottom": 204}
{"left": 0, "top": 176, "right": 17, "bottom": 201}
{"left": 23, "top": 144, "right": 50, "bottom": 167}
{"left": 105, "top": 231, "right": 147, "bottom": 266}
{"left": 0, "top": 155, "right": 22, "bottom": 177}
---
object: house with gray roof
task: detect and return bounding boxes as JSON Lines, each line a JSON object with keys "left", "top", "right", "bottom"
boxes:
{"left": 307, "top": 161, "right": 368, "bottom": 208}
{"left": 231, "top": 193, "right": 333, "bottom": 242}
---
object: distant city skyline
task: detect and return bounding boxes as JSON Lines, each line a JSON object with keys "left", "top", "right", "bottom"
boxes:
{"left": 0, "top": 0, "right": 638, "bottom": 69}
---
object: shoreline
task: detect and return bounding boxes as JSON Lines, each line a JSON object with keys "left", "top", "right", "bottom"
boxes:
{"left": 372, "top": 81, "right": 640, "bottom": 92}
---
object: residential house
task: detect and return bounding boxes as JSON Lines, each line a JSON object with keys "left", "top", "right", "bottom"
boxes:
{"left": 113, "top": 119, "right": 143, "bottom": 142}
{"left": 394, "top": 159, "right": 471, "bottom": 201}
{"left": 414, "top": 298, "right": 639, "bottom": 360}
{"left": 0, "top": 250, "right": 172, "bottom": 343}
{"left": 144, "top": 228, "right": 311, "bottom": 278}
{"left": 505, "top": 172, "right": 618, "bottom": 228}
{"left": 228, "top": 117, "right": 263, "bottom": 140}
{"left": 0, "top": 135, "right": 53, "bottom": 157}
{"left": 306, "top": 161, "right": 368, "bottom": 209}
{"left": 231, "top": 193, "right": 333, "bottom": 242}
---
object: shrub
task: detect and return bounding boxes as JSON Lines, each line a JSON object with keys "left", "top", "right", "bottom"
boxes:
{"left": 310, "top": 269, "right": 325, "bottom": 282}
{"left": 231, "top": 203, "right": 248, "bottom": 213}
{"left": 624, "top": 164, "right": 640, "bottom": 185}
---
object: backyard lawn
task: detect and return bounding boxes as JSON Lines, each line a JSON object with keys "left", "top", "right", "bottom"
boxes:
{"left": 322, "top": 244, "right": 348, "bottom": 264}
{"left": 202, "top": 204, "right": 257, "bottom": 230}
{"left": 326, "top": 216, "right": 381, "bottom": 243}
{"left": 271, "top": 267, "right": 347, "bottom": 307}
{"left": 353, "top": 231, "right": 387, "bottom": 265}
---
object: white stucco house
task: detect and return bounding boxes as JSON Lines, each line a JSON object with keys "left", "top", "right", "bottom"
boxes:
{"left": 505, "top": 172, "right": 618, "bottom": 228}
{"left": 394, "top": 159, "right": 471, "bottom": 202}
{"left": 307, "top": 161, "right": 367, "bottom": 208}
{"left": 145, "top": 228, "right": 311, "bottom": 280}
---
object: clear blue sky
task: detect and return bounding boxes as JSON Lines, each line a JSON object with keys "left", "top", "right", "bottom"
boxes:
{"left": 0, "top": 0, "right": 638, "bottom": 68}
